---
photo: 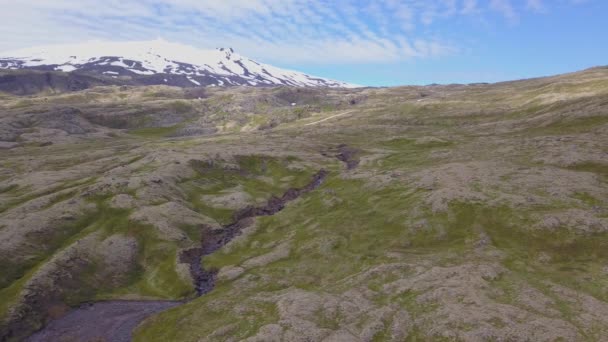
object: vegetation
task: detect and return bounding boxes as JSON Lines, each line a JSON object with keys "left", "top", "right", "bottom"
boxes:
{"left": 1, "top": 67, "right": 608, "bottom": 340}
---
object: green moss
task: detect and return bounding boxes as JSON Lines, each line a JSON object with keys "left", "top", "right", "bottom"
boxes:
{"left": 129, "top": 125, "right": 180, "bottom": 138}
{"left": 138, "top": 176, "right": 411, "bottom": 340}
{"left": 0, "top": 184, "right": 18, "bottom": 194}
{"left": 374, "top": 137, "right": 454, "bottom": 171}
{"left": 0, "top": 267, "right": 37, "bottom": 322}
{"left": 443, "top": 202, "right": 608, "bottom": 315}
{"left": 525, "top": 115, "right": 608, "bottom": 136}
{"left": 134, "top": 284, "right": 279, "bottom": 342}
{"left": 380, "top": 137, "right": 416, "bottom": 149}
{"left": 169, "top": 100, "right": 194, "bottom": 114}
{"left": 0, "top": 191, "right": 196, "bottom": 322}
{"left": 41, "top": 190, "right": 78, "bottom": 209}
{"left": 183, "top": 155, "right": 312, "bottom": 224}
{"left": 380, "top": 137, "right": 453, "bottom": 149}
{"left": 0, "top": 177, "right": 95, "bottom": 214}
{"left": 404, "top": 327, "right": 453, "bottom": 342}
{"left": 0, "top": 206, "right": 101, "bottom": 290}
{"left": 249, "top": 114, "right": 271, "bottom": 128}
{"left": 11, "top": 99, "right": 33, "bottom": 108}
{"left": 179, "top": 224, "right": 202, "bottom": 243}
{"left": 7, "top": 77, "right": 608, "bottom": 340}
{"left": 83, "top": 197, "right": 194, "bottom": 299}
{"left": 573, "top": 193, "right": 603, "bottom": 207}
{"left": 112, "top": 248, "right": 193, "bottom": 299}
{"left": 135, "top": 165, "right": 608, "bottom": 341}
{"left": 567, "top": 162, "right": 608, "bottom": 179}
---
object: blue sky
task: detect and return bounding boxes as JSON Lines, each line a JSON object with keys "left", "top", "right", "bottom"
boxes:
{"left": 0, "top": 0, "right": 606, "bottom": 86}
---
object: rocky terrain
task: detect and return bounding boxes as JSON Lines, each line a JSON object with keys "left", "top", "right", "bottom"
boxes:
{"left": 0, "top": 66, "right": 607, "bottom": 341}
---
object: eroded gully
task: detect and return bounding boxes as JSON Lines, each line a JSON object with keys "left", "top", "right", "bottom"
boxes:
{"left": 25, "top": 169, "right": 329, "bottom": 342}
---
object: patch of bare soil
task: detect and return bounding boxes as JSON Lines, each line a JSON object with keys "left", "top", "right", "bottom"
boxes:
{"left": 25, "top": 301, "right": 180, "bottom": 342}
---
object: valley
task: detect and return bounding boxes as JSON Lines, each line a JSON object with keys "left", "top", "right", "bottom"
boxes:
{"left": 0, "top": 66, "right": 607, "bottom": 341}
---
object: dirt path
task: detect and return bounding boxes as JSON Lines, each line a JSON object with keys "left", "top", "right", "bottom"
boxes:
{"left": 25, "top": 301, "right": 181, "bottom": 342}
{"left": 305, "top": 111, "right": 353, "bottom": 126}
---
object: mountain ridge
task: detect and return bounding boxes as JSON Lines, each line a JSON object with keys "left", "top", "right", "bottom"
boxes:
{"left": 0, "top": 39, "right": 358, "bottom": 89}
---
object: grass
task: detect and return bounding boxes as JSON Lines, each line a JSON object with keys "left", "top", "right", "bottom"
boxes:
{"left": 0, "top": 267, "right": 38, "bottom": 323}
{"left": 573, "top": 192, "right": 603, "bottom": 207}
{"left": 523, "top": 115, "right": 608, "bottom": 136}
{"left": 444, "top": 202, "right": 608, "bottom": 320}
{"left": 0, "top": 177, "right": 94, "bottom": 214}
{"left": 0, "top": 184, "right": 18, "bottom": 195}
{"left": 168, "top": 100, "right": 194, "bottom": 114}
{"left": 41, "top": 190, "right": 78, "bottom": 209}
{"left": 373, "top": 136, "right": 453, "bottom": 171}
{"left": 0, "top": 202, "right": 109, "bottom": 323}
{"left": 133, "top": 283, "right": 280, "bottom": 341}
{"left": 182, "top": 155, "right": 313, "bottom": 224}
{"left": 135, "top": 175, "right": 425, "bottom": 341}
{"left": 5, "top": 69, "right": 608, "bottom": 340}
{"left": 568, "top": 162, "right": 608, "bottom": 179}
{"left": 86, "top": 196, "right": 194, "bottom": 299}
{"left": 0, "top": 205, "right": 100, "bottom": 290}
{"left": 135, "top": 187, "right": 608, "bottom": 341}
{"left": 0, "top": 193, "right": 197, "bottom": 327}
{"left": 109, "top": 247, "right": 192, "bottom": 300}
{"left": 129, "top": 125, "right": 180, "bottom": 138}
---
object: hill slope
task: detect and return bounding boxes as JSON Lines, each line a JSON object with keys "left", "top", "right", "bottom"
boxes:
{"left": 0, "top": 68, "right": 608, "bottom": 341}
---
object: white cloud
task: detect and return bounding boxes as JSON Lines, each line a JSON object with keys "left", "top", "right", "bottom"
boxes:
{"left": 490, "top": 0, "right": 519, "bottom": 22}
{"left": 526, "top": 0, "right": 546, "bottom": 12}
{"left": 0, "top": 0, "right": 591, "bottom": 64}
{"left": 462, "top": 0, "right": 479, "bottom": 14}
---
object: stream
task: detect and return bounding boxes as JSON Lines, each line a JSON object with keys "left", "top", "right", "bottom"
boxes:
{"left": 24, "top": 169, "right": 328, "bottom": 342}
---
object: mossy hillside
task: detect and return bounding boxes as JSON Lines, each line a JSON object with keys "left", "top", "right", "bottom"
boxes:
{"left": 0, "top": 198, "right": 99, "bottom": 290}
{"left": 0, "top": 194, "right": 195, "bottom": 324}
{"left": 521, "top": 114, "right": 608, "bottom": 136}
{"left": 0, "top": 201, "right": 105, "bottom": 322}
{"left": 4, "top": 68, "right": 608, "bottom": 340}
{"left": 83, "top": 196, "right": 194, "bottom": 300}
{"left": 131, "top": 177, "right": 471, "bottom": 341}
{"left": 182, "top": 155, "right": 314, "bottom": 224}
{"left": 0, "top": 178, "right": 90, "bottom": 214}
{"left": 135, "top": 175, "right": 459, "bottom": 341}
{"left": 0, "top": 269, "right": 33, "bottom": 324}
{"left": 369, "top": 137, "right": 455, "bottom": 171}
{"left": 567, "top": 162, "right": 608, "bottom": 180}
{"left": 135, "top": 179, "right": 608, "bottom": 341}
{"left": 207, "top": 182, "right": 437, "bottom": 284}
{"left": 441, "top": 203, "right": 608, "bottom": 339}
{"left": 133, "top": 283, "right": 280, "bottom": 342}
{"left": 0, "top": 184, "right": 18, "bottom": 194}
{"left": 491, "top": 264, "right": 607, "bottom": 340}
{"left": 129, "top": 125, "right": 181, "bottom": 138}
{"left": 132, "top": 177, "right": 416, "bottom": 340}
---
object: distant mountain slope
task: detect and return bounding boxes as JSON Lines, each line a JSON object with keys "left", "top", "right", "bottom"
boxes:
{"left": 0, "top": 40, "right": 358, "bottom": 88}
{"left": 0, "top": 70, "right": 122, "bottom": 95}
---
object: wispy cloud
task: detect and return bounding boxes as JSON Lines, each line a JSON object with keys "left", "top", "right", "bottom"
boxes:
{"left": 490, "top": 0, "right": 519, "bottom": 22}
{"left": 526, "top": 0, "right": 546, "bottom": 12}
{"left": 0, "top": 0, "right": 594, "bottom": 64}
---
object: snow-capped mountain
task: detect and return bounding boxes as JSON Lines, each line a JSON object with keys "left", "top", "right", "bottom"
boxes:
{"left": 0, "top": 39, "right": 357, "bottom": 88}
